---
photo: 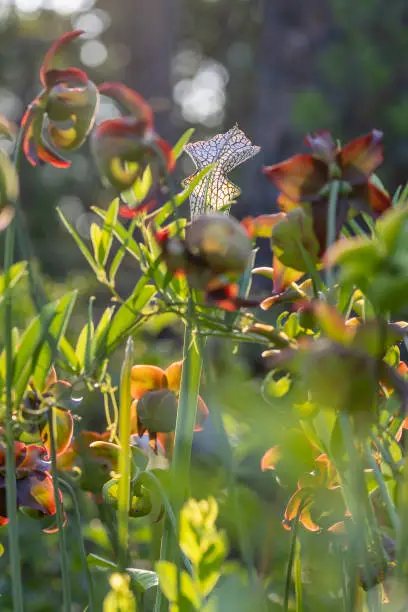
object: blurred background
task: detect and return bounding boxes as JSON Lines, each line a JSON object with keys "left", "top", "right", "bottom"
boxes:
{"left": 1, "top": 0, "right": 408, "bottom": 280}
{"left": 0, "top": 1, "right": 408, "bottom": 609}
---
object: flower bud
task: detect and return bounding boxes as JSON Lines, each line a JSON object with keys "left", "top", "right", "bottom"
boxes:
{"left": 185, "top": 213, "right": 251, "bottom": 277}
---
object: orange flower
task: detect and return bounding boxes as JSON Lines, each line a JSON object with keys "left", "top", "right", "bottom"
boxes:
{"left": 22, "top": 31, "right": 98, "bottom": 167}
{"left": 262, "top": 431, "right": 346, "bottom": 532}
{"left": 283, "top": 454, "right": 345, "bottom": 533}
{"left": 130, "top": 361, "right": 208, "bottom": 452}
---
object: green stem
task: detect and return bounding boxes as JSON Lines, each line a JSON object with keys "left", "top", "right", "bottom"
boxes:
{"left": 364, "top": 441, "right": 400, "bottom": 537}
{"left": 155, "top": 298, "right": 203, "bottom": 612}
{"left": 325, "top": 179, "right": 340, "bottom": 293}
{"left": 4, "top": 126, "right": 25, "bottom": 612}
{"left": 283, "top": 506, "right": 302, "bottom": 612}
{"left": 117, "top": 337, "right": 133, "bottom": 571}
{"left": 48, "top": 408, "right": 72, "bottom": 612}
{"left": 59, "top": 478, "right": 95, "bottom": 611}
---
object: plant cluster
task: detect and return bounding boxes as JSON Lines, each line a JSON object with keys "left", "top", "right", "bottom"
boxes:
{"left": 0, "top": 30, "right": 408, "bottom": 612}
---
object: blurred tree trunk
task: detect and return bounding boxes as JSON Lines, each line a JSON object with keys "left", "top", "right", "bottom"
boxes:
{"left": 102, "top": 0, "right": 179, "bottom": 140}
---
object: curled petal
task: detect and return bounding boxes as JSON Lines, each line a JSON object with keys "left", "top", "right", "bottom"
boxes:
{"left": 47, "top": 81, "right": 99, "bottom": 151}
{"left": 22, "top": 104, "right": 70, "bottom": 168}
{"left": 154, "top": 136, "right": 176, "bottom": 173}
{"left": 99, "top": 82, "right": 154, "bottom": 127}
{"left": 263, "top": 154, "right": 327, "bottom": 202}
{"left": 130, "top": 364, "right": 167, "bottom": 400}
{"left": 241, "top": 213, "right": 285, "bottom": 239}
{"left": 40, "top": 30, "right": 84, "bottom": 87}
{"left": 89, "top": 441, "right": 120, "bottom": 473}
{"left": 272, "top": 255, "right": 304, "bottom": 294}
{"left": 298, "top": 506, "right": 321, "bottom": 532}
{"left": 40, "top": 408, "right": 74, "bottom": 457}
{"left": 17, "top": 444, "right": 48, "bottom": 472}
{"left": 44, "top": 67, "right": 88, "bottom": 89}
{"left": 339, "top": 130, "right": 383, "bottom": 184}
{"left": 366, "top": 181, "right": 392, "bottom": 214}
{"left": 18, "top": 472, "right": 56, "bottom": 517}
{"left": 261, "top": 446, "right": 282, "bottom": 471}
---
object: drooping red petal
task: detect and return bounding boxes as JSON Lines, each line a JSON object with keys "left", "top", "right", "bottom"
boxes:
{"left": 366, "top": 180, "right": 392, "bottom": 214}
{"left": 18, "top": 472, "right": 56, "bottom": 517}
{"left": 339, "top": 130, "right": 383, "bottom": 184}
{"left": 263, "top": 154, "right": 327, "bottom": 202}
{"left": 98, "top": 82, "right": 154, "bottom": 128}
{"left": 155, "top": 136, "right": 176, "bottom": 173}
{"left": 40, "top": 408, "right": 74, "bottom": 457}
{"left": 37, "top": 141, "right": 71, "bottom": 168}
{"left": 272, "top": 254, "right": 304, "bottom": 294}
{"left": 17, "top": 444, "right": 48, "bottom": 472}
{"left": 41, "top": 30, "right": 84, "bottom": 87}
{"left": 44, "top": 67, "right": 88, "bottom": 88}
{"left": 22, "top": 103, "right": 71, "bottom": 168}
{"left": 22, "top": 104, "right": 46, "bottom": 167}
{"left": 119, "top": 200, "right": 156, "bottom": 218}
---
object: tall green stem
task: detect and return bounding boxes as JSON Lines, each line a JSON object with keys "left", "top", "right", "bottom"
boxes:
{"left": 155, "top": 298, "right": 203, "bottom": 612}
{"left": 326, "top": 179, "right": 340, "bottom": 293}
{"left": 4, "top": 127, "right": 25, "bottom": 611}
{"left": 117, "top": 337, "right": 133, "bottom": 571}
{"left": 48, "top": 408, "right": 72, "bottom": 612}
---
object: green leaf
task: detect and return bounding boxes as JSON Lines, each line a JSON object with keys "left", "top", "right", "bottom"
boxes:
{"left": 262, "top": 370, "right": 292, "bottom": 400}
{"left": 31, "top": 291, "right": 78, "bottom": 391}
{"left": 127, "top": 568, "right": 158, "bottom": 592}
{"left": 92, "top": 207, "right": 142, "bottom": 262}
{"left": 12, "top": 303, "right": 58, "bottom": 394}
{"left": 0, "top": 261, "right": 27, "bottom": 298}
{"left": 99, "top": 198, "right": 119, "bottom": 266}
{"left": 271, "top": 208, "right": 320, "bottom": 273}
{"left": 75, "top": 322, "right": 94, "bottom": 372}
{"left": 87, "top": 553, "right": 158, "bottom": 593}
{"left": 122, "top": 167, "right": 153, "bottom": 206}
{"left": 105, "top": 280, "right": 156, "bottom": 353}
{"left": 90, "top": 222, "right": 103, "bottom": 266}
{"left": 173, "top": 128, "right": 195, "bottom": 160}
{"left": 57, "top": 208, "right": 102, "bottom": 276}
{"left": 92, "top": 306, "right": 114, "bottom": 361}
{"left": 154, "top": 165, "right": 215, "bottom": 227}
{"left": 156, "top": 562, "right": 200, "bottom": 609}
{"left": 109, "top": 218, "right": 139, "bottom": 285}
{"left": 58, "top": 336, "right": 81, "bottom": 373}
{"left": 87, "top": 553, "right": 116, "bottom": 570}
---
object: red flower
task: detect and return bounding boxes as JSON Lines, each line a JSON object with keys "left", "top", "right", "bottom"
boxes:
{"left": 0, "top": 432, "right": 58, "bottom": 527}
{"left": 92, "top": 83, "right": 174, "bottom": 193}
{"left": 263, "top": 130, "right": 391, "bottom": 253}
{"left": 22, "top": 31, "right": 99, "bottom": 168}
